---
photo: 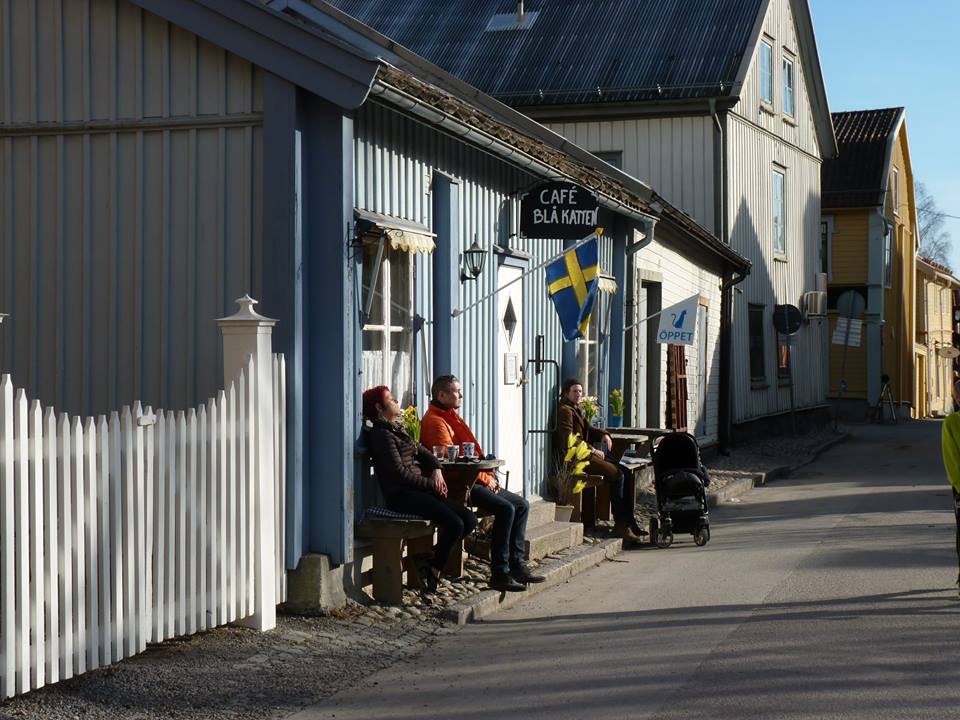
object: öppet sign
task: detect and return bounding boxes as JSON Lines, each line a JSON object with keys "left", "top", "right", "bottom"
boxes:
{"left": 520, "top": 180, "right": 600, "bottom": 240}
{"left": 656, "top": 295, "right": 700, "bottom": 346}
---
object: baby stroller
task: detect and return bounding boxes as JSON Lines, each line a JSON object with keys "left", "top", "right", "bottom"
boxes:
{"left": 648, "top": 432, "right": 711, "bottom": 548}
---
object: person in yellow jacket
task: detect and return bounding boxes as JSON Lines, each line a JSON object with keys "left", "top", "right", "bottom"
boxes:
{"left": 941, "top": 382, "right": 960, "bottom": 589}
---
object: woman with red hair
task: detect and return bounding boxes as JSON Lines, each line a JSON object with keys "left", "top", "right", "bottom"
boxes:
{"left": 362, "top": 385, "right": 477, "bottom": 592}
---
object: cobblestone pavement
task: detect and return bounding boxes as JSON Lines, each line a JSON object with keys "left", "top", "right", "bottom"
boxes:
{"left": 708, "top": 427, "right": 843, "bottom": 477}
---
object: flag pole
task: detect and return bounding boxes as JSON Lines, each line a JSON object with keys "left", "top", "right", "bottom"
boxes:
{"left": 450, "top": 231, "right": 600, "bottom": 318}
{"left": 622, "top": 309, "right": 664, "bottom": 334}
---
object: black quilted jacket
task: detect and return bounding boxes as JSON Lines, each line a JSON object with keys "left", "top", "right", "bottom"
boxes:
{"left": 366, "top": 419, "right": 441, "bottom": 498}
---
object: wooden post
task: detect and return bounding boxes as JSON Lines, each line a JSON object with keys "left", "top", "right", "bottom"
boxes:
{"left": 218, "top": 296, "right": 278, "bottom": 632}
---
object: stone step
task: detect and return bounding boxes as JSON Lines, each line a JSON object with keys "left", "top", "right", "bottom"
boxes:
{"left": 464, "top": 518, "right": 583, "bottom": 564}
{"left": 525, "top": 498, "right": 557, "bottom": 529}
{"left": 524, "top": 520, "right": 584, "bottom": 561}
{"left": 442, "top": 538, "right": 622, "bottom": 624}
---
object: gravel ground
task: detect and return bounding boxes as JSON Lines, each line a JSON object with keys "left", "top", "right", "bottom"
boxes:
{"left": 0, "top": 553, "right": 553, "bottom": 720}
{"left": 707, "top": 427, "right": 843, "bottom": 476}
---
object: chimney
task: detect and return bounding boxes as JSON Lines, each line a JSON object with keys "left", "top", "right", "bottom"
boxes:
{"left": 517, "top": 0, "right": 525, "bottom": 20}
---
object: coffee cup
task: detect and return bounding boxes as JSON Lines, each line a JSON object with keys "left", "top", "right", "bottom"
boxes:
{"left": 462, "top": 442, "right": 476, "bottom": 459}
{"left": 446, "top": 445, "right": 460, "bottom": 461}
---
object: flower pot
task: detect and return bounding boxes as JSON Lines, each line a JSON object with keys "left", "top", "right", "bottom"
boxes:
{"left": 608, "top": 414, "right": 623, "bottom": 428}
{"left": 554, "top": 504, "right": 575, "bottom": 523}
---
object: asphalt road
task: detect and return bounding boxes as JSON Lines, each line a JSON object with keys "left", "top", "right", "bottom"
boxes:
{"left": 289, "top": 420, "right": 960, "bottom": 720}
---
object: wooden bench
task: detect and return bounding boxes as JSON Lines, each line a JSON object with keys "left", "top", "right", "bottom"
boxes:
{"left": 355, "top": 517, "right": 435, "bottom": 604}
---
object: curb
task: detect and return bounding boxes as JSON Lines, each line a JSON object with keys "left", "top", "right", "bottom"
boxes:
{"left": 441, "top": 538, "right": 623, "bottom": 624}
{"left": 706, "top": 432, "right": 850, "bottom": 508}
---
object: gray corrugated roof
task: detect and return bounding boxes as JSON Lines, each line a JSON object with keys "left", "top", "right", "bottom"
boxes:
{"left": 326, "top": 0, "right": 765, "bottom": 106}
{"left": 822, "top": 108, "right": 902, "bottom": 209}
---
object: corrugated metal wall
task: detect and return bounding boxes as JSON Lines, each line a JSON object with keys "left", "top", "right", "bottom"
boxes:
{"left": 354, "top": 101, "right": 567, "bottom": 495}
{"left": 727, "top": 114, "right": 826, "bottom": 421}
{"left": 0, "top": 0, "right": 264, "bottom": 416}
{"left": 545, "top": 118, "right": 716, "bottom": 233}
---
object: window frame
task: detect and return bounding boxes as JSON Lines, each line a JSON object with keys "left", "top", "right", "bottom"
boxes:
{"left": 892, "top": 167, "right": 900, "bottom": 217}
{"left": 577, "top": 292, "right": 607, "bottom": 399}
{"left": 748, "top": 304, "right": 767, "bottom": 385}
{"left": 820, "top": 215, "right": 834, "bottom": 280}
{"left": 782, "top": 54, "right": 795, "bottom": 118}
{"left": 759, "top": 39, "right": 774, "bottom": 106}
{"left": 361, "top": 242, "right": 416, "bottom": 405}
{"left": 594, "top": 151, "right": 623, "bottom": 170}
{"left": 883, "top": 222, "right": 894, "bottom": 289}
{"left": 773, "top": 168, "right": 786, "bottom": 256}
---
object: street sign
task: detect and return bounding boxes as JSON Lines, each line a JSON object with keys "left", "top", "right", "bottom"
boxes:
{"left": 832, "top": 317, "right": 862, "bottom": 347}
{"left": 520, "top": 181, "right": 599, "bottom": 240}
{"left": 773, "top": 304, "right": 802, "bottom": 335}
{"left": 656, "top": 294, "right": 700, "bottom": 346}
{"left": 836, "top": 289, "right": 866, "bottom": 318}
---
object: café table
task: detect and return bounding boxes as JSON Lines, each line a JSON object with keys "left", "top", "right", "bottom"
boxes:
{"left": 437, "top": 457, "right": 505, "bottom": 506}
{"left": 435, "top": 457, "right": 504, "bottom": 576}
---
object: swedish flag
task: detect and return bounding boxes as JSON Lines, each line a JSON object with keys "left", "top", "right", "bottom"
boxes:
{"left": 545, "top": 238, "right": 599, "bottom": 341}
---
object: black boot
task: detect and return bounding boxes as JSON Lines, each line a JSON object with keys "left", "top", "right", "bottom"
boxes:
{"left": 510, "top": 563, "right": 546, "bottom": 584}
{"left": 489, "top": 572, "right": 526, "bottom": 592}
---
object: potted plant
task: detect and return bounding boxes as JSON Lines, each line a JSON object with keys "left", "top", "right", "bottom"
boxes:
{"left": 551, "top": 433, "right": 592, "bottom": 514}
{"left": 608, "top": 388, "right": 624, "bottom": 428}
{"left": 398, "top": 405, "right": 421, "bottom": 444}
{"left": 579, "top": 395, "right": 601, "bottom": 427}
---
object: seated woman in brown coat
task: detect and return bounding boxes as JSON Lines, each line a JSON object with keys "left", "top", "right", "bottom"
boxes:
{"left": 362, "top": 385, "right": 477, "bottom": 591}
{"left": 555, "top": 377, "right": 644, "bottom": 543}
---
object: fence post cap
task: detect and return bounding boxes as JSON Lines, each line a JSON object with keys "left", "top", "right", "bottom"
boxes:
{"left": 216, "top": 295, "right": 277, "bottom": 327}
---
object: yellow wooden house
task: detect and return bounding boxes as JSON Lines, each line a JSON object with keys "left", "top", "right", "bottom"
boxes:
{"left": 821, "top": 108, "right": 918, "bottom": 418}
{"left": 915, "top": 256, "right": 959, "bottom": 417}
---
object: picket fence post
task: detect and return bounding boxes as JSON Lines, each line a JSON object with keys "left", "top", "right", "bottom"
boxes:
{"left": 217, "top": 296, "right": 278, "bottom": 632}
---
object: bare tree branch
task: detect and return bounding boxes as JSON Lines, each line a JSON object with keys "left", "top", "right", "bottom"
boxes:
{"left": 916, "top": 181, "right": 953, "bottom": 268}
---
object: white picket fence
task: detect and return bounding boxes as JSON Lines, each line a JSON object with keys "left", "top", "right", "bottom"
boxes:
{"left": 0, "top": 353, "right": 286, "bottom": 699}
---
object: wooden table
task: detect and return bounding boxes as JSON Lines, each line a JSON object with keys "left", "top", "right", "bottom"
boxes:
{"left": 436, "top": 457, "right": 504, "bottom": 576}
{"left": 438, "top": 458, "right": 505, "bottom": 506}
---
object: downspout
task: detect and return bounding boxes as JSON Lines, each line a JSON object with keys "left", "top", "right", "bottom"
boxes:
{"left": 709, "top": 99, "right": 726, "bottom": 244}
{"left": 719, "top": 265, "right": 749, "bottom": 451}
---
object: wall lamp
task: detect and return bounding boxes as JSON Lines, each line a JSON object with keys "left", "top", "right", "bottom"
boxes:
{"left": 461, "top": 237, "right": 486, "bottom": 282}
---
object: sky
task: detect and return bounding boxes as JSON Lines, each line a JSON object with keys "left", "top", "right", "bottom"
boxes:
{"left": 809, "top": 0, "right": 960, "bottom": 269}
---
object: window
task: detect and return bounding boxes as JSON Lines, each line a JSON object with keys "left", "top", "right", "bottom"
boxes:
{"left": 782, "top": 56, "right": 795, "bottom": 117}
{"left": 776, "top": 335, "right": 791, "bottom": 382}
{"left": 883, "top": 223, "right": 893, "bottom": 288}
{"left": 820, "top": 219, "right": 831, "bottom": 277}
{"left": 759, "top": 40, "right": 774, "bottom": 105}
{"left": 361, "top": 241, "right": 415, "bottom": 405}
{"left": 577, "top": 293, "right": 605, "bottom": 398}
{"left": 594, "top": 151, "right": 623, "bottom": 170}
{"left": 773, "top": 169, "right": 785, "bottom": 254}
{"left": 892, "top": 167, "right": 900, "bottom": 216}
{"left": 748, "top": 305, "right": 766, "bottom": 382}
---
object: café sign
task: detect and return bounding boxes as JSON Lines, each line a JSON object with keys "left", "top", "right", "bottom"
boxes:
{"left": 520, "top": 181, "right": 600, "bottom": 240}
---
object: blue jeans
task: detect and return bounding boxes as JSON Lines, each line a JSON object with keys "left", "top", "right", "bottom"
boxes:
{"left": 470, "top": 485, "right": 529, "bottom": 575}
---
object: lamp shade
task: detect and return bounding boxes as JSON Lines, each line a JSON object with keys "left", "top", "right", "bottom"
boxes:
{"left": 463, "top": 239, "right": 486, "bottom": 280}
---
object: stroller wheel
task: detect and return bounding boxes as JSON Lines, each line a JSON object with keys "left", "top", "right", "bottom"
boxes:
{"left": 649, "top": 517, "right": 659, "bottom": 546}
{"left": 694, "top": 527, "right": 710, "bottom": 547}
{"left": 656, "top": 531, "right": 673, "bottom": 549}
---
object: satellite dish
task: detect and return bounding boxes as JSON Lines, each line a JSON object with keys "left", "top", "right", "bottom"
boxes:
{"left": 938, "top": 346, "right": 960, "bottom": 359}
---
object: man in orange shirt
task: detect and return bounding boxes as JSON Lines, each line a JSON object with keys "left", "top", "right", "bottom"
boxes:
{"left": 421, "top": 374, "right": 544, "bottom": 592}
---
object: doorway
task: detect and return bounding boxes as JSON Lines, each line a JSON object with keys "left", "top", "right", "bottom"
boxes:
{"left": 496, "top": 263, "right": 525, "bottom": 494}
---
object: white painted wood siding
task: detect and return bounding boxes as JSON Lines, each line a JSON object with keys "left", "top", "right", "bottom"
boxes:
{"left": 727, "top": 114, "right": 826, "bottom": 421}
{"left": 734, "top": 0, "right": 821, "bottom": 160}
{"left": 544, "top": 118, "right": 716, "bottom": 233}
{"left": 633, "top": 230, "right": 724, "bottom": 444}
{"left": 0, "top": 0, "right": 264, "bottom": 417}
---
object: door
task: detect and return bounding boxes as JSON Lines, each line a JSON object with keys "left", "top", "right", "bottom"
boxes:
{"left": 634, "top": 285, "right": 648, "bottom": 427}
{"left": 695, "top": 304, "right": 708, "bottom": 437}
{"left": 497, "top": 264, "right": 525, "bottom": 494}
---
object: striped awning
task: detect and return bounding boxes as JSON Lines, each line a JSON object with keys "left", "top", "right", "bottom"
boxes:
{"left": 355, "top": 209, "right": 436, "bottom": 254}
{"left": 598, "top": 273, "right": 618, "bottom": 295}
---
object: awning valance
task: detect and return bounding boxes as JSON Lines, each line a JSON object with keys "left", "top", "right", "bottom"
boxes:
{"left": 355, "top": 209, "right": 435, "bottom": 254}
{"left": 598, "top": 273, "right": 618, "bottom": 295}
